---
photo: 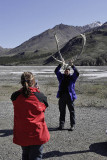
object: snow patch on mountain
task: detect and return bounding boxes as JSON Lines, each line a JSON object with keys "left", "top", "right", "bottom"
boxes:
{"left": 87, "top": 21, "right": 102, "bottom": 28}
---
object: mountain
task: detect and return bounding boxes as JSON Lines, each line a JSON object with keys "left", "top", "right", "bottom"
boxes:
{"left": 45, "top": 22, "right": 107, "bottom": 66}
{"left": 83, "top": 21, "right": 102, "bottom": 29}
{"left": 0, "top": 46, "right": 11, "bottom": 56}
{"left": 0, "top": 46, "right": 5, "bottom": 54}
{"left": 1, "top": 21, "right": 102, "bottom": 56}
{"left": 2, "top": 24, "right": 88, "bottom": 56}
{"left": 0, "top": 21, "right": 106, "bottom": 66}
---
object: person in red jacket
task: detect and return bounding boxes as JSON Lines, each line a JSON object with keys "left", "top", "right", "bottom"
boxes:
{"left": 11, "top": 72, "right": 50, "bottom": 160}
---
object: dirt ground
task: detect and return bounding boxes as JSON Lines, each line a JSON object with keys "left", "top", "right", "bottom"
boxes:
{"left": 0, "top": 70, "right": 107, "bottom": 160}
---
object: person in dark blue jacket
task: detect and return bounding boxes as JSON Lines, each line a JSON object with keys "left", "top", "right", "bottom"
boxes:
{"left": 54, "top": 61, "right": 79, "bottom": 131}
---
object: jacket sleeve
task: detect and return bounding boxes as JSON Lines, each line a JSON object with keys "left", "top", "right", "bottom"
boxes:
{"left": 33, "top": 92, "right": 48, "bottom": 108}
{"left": 11, "top": 91, "right": 21, "bottom": 101}
{"left": 71, "top": 65, "right": 79, "bottom": 82}
{"left": 54, "top": 64, "right": 63, "bottom": 81}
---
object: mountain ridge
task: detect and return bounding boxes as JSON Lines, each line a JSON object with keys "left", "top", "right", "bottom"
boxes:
{"left": 0, "top": 21, "right": 102, "bottom": 55}
{"left": 0, "top": 21, "right": 106, "bottom": 66}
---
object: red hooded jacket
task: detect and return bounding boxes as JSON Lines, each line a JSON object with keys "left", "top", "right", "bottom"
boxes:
{"left": 11, "top": 87, "right": 50, "bottom": 146}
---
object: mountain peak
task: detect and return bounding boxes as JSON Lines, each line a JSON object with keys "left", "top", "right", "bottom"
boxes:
{"left": 53, "top": 23, "right": 70, "bottom": 30}
{"left": 87, "top": 21, "right": 102, "bottom": 28}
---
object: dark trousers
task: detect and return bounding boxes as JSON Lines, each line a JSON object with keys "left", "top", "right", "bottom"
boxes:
{"left": 58, "top": 93, "right": 75, "bottom": 127}
{"left": 21, "top": 145, "right": 43, "bottom": 160}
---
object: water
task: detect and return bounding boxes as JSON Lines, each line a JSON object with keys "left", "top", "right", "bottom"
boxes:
{"left": 0, "top": 66, "right": 107, "bottom": 85}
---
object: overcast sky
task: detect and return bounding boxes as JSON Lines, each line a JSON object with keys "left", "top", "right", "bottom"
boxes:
{"left": 0, "top": 0, "right": 106, "bottom": 48}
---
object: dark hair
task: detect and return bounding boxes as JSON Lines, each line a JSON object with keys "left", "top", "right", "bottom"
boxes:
{"left": 21, "top": 72, "right": 35, "bottom": 98}
{"left": 65, "top": 66, "right": 71, "bottom": 71}
{"left": 65, "top": 68, "right": 70, "bottom": 71}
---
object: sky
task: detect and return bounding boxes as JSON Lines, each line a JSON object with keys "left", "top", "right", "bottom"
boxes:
{"left": 0, "top": 0, "right": 107, "bottom": 48}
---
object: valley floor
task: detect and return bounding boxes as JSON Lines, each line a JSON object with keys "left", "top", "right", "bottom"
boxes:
{"left": 0, "top": 101, "right": 107, "bottom": 160}
{"left": 0, "top": 66, "right": 107, "bottom": 160}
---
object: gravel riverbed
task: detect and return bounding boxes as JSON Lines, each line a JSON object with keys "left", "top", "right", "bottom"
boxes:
{"left": 0, "top": 101, "right": 107, "bottom": 160}
{"left": 0, "top": 66, "right": 107, "bottom": 160}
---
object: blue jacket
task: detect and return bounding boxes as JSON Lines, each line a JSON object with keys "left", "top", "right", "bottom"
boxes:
{"left": 55, "top": 64, "right": 79, "bottom": 101}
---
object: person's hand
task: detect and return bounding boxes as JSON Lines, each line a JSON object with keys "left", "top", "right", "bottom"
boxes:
{"left": 68, "top": 59, "right": 74, "bottom": 66}
{"left": 35, "top": 80, "right": 40, "bottom": 89}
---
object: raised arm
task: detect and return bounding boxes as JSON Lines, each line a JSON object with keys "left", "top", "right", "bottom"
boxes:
{"left": 54, "top": 64, "right": 63, "bottom": 81}
{"left": 69, "top": 60, "right": 79, "bottom": 82}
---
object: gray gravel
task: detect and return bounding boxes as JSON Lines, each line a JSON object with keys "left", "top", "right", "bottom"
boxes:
{"left": 0, "top": 101, "right": 107, "bottom": 160}
{"left": 0, "top": 66, "right": 107, "bottom": 159}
